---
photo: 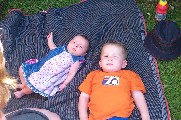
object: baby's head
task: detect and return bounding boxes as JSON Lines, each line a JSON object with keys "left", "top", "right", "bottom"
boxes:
{"left": 99, "top": 41, "right": 127, "bottom": 72}
{"left": 67, "top": 34, "right": 89, "bottom": 56}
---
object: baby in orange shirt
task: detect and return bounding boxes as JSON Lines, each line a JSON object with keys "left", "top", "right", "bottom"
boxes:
{"left": 78, "top": 41, "right": 150, "bottom": 120}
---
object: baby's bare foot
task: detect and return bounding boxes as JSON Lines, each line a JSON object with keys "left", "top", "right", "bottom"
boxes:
{"left": 14, "top": 91, "right": 25, "bottom": 98}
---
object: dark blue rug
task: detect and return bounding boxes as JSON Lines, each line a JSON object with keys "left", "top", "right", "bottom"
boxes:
{"left": 0, "top": 0, "right": 170, "bottom": 120}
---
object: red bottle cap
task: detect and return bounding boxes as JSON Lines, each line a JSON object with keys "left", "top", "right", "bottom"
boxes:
{"left": 156, "top": 3, "right": 168, "bottom": 14}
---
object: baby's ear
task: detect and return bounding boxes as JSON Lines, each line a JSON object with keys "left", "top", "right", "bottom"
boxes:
{"left": 122, "top": 60, "right": 127, "bottom": 68}
{"left": 99, "top": 60, "right": 102, "bottom": 68}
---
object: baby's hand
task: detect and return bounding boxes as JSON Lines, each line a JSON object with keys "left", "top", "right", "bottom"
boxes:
{"left": 59, "top": 83, "right": 67, "bottom": 91}
{"left": 47, "top": 32, "right": 53, "bottom": 41}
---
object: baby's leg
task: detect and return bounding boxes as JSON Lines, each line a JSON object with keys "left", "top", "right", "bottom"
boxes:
{"left": 14, "top": 85, "right": 33, "bottom": 98}
{"left": 17, "top": 66, "right": 26, "bottom": 89}
{"left": 16, "top": 84, "right": 24, "bottom": 89}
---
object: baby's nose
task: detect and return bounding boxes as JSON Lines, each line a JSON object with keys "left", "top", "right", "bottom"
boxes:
{"left": 108, "top": 56, "right": 113, "bottom": 61}
{"left": 75, "top": 44, "right": 80, "bottom": 48}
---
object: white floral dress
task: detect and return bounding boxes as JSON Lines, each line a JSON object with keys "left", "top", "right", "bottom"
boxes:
{"left": 22, "top": 46, "right": 85, "bottom": 98}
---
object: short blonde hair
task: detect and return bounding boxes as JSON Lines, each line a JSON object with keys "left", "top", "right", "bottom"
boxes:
{"left": 101, "top": 41, "right": 127, "bottom": 59}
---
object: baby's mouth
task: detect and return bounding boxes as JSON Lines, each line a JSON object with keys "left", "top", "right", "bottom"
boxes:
{"left": 72, "top": 48, "right": 76, "bottom": 51}
{"left": 107, "top": 63, "right": 113, "bottom": 66}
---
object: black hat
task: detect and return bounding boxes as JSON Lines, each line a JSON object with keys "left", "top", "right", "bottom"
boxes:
{"left": 144, "top": 20, "right": 181, "bottom": 60}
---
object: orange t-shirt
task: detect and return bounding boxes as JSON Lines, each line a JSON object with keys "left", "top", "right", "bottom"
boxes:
{"left": 78, "top": 70, "right": 146, "bottom": 120}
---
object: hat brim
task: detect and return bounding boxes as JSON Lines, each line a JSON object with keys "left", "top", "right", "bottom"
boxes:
{"left": 144, "top": 32, "right": 181, "bottom": 60}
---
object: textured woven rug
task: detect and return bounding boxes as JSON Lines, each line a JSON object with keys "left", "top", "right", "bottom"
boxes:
{"left": 0, "top": 0, "right": 170, "bottom": 120}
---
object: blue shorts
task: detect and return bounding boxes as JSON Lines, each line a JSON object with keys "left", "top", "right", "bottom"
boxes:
{"left": 108, "top": 116, "right": 128, "bottom": 120}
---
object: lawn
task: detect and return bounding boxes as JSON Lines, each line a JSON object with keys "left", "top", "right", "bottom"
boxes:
{"left": 0, "top": 0, "right": 180, "bottom": 119}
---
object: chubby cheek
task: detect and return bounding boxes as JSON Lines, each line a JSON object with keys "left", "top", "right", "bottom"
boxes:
{"left": 69, "top": 43, "right": 74, "bottom": 48}
{"left": 100, "top": 61, "right": 108, "bottom": 69}
{"left": 76, "top": 49, "right": 82, "bottom": 54}
{"left": 117, "top": 61, "right": 123, "bottom": 67}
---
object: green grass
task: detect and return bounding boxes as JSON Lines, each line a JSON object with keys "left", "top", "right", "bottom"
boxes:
{"left": 137, "top": 1, "right": 181, "bottom": 119}
{"left": 1, "top": 0, "right": 181, "bottom": 119}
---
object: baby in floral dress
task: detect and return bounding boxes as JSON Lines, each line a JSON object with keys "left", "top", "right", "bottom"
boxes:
{"left": 14, "top": 32, "right": 89, "bottom": 98}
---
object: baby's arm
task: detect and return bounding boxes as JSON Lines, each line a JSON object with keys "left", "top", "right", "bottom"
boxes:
{"left": 78, "top": 92, "right": 89, "bottom": 120}
{"left": 132, "top": 91, "right": 150, "bottom": 120}
{"left": 59, "top": 61, "right": 80, "bottom": 91}
{"left": 47, "top": 32, "right": 57, "bottom": 50}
